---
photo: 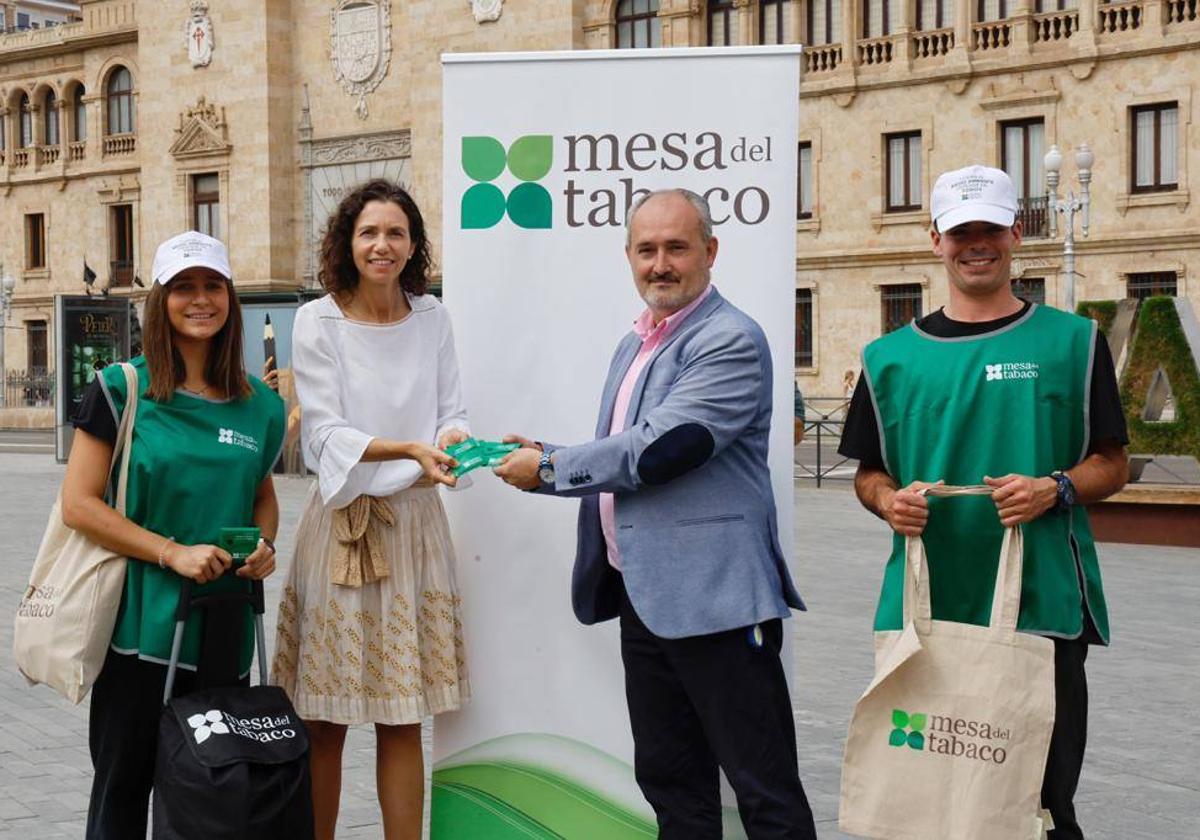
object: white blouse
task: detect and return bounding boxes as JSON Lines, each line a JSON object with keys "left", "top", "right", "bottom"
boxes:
{"left": 292, "top": 293, "right": 470, "bottom": 509}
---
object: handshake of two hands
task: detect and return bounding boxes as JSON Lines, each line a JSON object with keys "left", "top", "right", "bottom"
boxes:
{"left": 420, "top": 430, "right": 545, "bottom": 490}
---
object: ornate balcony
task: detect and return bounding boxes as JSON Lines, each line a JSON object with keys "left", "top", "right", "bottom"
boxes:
{"left": 12, "top": 148, "right": 30, "bottom": 168}
{"left": 103, "top": 133, "right": 136, "bottom": 156}
{"left": 857, "top": 36, "right": 895, "bottom": 66}
{"left": 912, "top": 28, "right": 955, "bottom": 60}
{"left": 1098, "top": 0, "right": 1142, "bottom": 33}
{"left": 972, "top": 20, "right": 1012, "bottom": 51}
{"left": 1017, "top": 195, "right": 1050, "bottom": 239}
{"left": 1033, "top": 10, "right": 1079, "bottom": 42}
{"left": 40, "top": 145, "right": 60, "bottom": 165}
{"left": 110, "top": 260, "right": 134, "bottom": 288}
{"left": 68, "top": 141, "right": 85, "bottom": 162}
{"left": 1166, "top": 0, "right": 1199, "bottom": 24}
{"left": 805, "top": 43, "right": 844, "bottom": 74}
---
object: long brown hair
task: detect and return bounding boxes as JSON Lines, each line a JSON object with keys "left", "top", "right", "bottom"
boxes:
{"left": 142, "top": 275, "right": 250, "bottom": 402}
{"left": 318, "top": 179, "right": 432, "bottom": 299}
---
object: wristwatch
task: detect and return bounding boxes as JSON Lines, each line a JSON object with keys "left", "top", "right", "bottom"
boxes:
{"left": 1051, "top": 471, "right": 1076, "bottom": 512}
{"left": 538, "top": 450, "right": 556, "bottom": 484}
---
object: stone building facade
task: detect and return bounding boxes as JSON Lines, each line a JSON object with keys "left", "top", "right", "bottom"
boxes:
{"left": 0, "top": 0, "right": 1197, "bottom": 426}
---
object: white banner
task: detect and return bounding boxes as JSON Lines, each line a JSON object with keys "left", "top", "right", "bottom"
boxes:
{"left": 436, "top": 47, "right": 801, "bottom": 838}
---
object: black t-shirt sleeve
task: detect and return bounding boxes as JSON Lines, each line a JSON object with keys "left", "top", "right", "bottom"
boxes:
{"left": 837, "top": 377, "right": 886, "bottom": 471}
{"left": 1088, "top": 336, "right": 1129, "bottom": 450}
{"left": 71, "top": 377, "right": 118, "bottom": 445}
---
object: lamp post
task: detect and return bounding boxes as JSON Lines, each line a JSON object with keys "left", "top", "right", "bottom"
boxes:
{"left": 0, "top": 269, "right": 15, "bottom": 409}
{"left": 1044, "top": 143, "right": 1093, "bottom": 313}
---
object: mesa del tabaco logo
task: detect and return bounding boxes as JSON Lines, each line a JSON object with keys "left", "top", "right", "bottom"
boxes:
{"left": 459, "top": 130, "right": 778, "bottom": 231}
{"left": 461, "top": 135, "right": 554, "bottom": 229}
{"left": 888, "top": 707, "right": 1012, "bottom": 764}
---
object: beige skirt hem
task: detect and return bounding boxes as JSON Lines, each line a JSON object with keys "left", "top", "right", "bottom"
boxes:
{"left": 291, "top": 685, "right": 470, "bottom": 727}
{"left": 271, "top": 481, "right": 471, "bottom": 727}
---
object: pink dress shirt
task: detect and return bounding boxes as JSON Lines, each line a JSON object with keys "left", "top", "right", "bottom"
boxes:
{"left": 599, "top": 284, "right": 714, "bottom": 570}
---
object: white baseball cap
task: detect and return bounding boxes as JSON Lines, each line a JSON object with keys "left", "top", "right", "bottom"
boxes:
{"left": 930, "top": 165, "right": 1018, "bottom": 232}
{"left": 151, "top": 231, "right": 232, "bottom": 285}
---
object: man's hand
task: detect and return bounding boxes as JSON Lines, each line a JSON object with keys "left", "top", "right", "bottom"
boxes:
{"left": 985, "top": 474, "right": 1057, "bottom": 526}
{"left": 501, "top": 434, "right": 542, "bottom": 451}
{"left": 878, "top": 480, "right": 944, "bottom": 536}
{"left": 494, "top": 447, "right": 542, "bottom": 490}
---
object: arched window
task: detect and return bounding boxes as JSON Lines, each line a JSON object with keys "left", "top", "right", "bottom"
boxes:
{"left": 18, "top": 92, "right": 32, "bottom": 148}
{"left": 760, "top": 0, "right": 797, "bottom": 44}
{"left": 708, "top": 0, "right": 737, "bottom": 45}
{"left": 616, "top": 0, "right": 660, "bottom": 48}
{"left": 73, "top": 84, "right": 87, "bottom": 141}
{"left": 44, "top": 90, "right": 59, "bottom": 146}
{"left": 106, "top": 66, "right": 134, "bottom": 135}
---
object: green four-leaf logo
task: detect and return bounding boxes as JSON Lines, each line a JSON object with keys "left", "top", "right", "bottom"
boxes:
{"left": 461, "top": 135, "right": 553, "bottom": 229}
{"left": 889, "top": 708, "right": 926, "bottom": 750}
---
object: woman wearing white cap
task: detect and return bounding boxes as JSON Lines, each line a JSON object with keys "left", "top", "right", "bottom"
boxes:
{"left": 62, "top": 231, "right": 286, "bottom": 839}
{"left": 270, "top": 179, "right": 467, "bottom": 840}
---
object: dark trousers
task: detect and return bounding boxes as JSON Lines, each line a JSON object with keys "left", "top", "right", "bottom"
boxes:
{"left": 1043, "top": 637, "right": 1090, "bottom": 840}
{"left": 618, "top": 585, "right": 816, "bottom": 840}
{"left": 86, "top": 649, "right": 197, "bottom": 840}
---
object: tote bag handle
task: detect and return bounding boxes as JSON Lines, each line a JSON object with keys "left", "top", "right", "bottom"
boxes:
{"left": 903, "top": 485, "right": 1025, "bottom": 637}
{"left": 111, "top": 363, "right": 139, "bottom": 515}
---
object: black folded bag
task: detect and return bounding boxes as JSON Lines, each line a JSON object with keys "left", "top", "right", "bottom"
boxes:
{"left": 152, "top": 577, "right": 314, "bottom": 840}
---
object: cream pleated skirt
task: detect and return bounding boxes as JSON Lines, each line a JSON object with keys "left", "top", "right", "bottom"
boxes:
{"left": 271, "top": 482, "right": 470, "bottom": 725}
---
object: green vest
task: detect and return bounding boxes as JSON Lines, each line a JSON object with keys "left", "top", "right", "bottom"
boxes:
{"left": 100, "top": 357, "right": 286, "bottom": 671}
{"left": 862, "top": 304, "right": 1110, "bottom": 642}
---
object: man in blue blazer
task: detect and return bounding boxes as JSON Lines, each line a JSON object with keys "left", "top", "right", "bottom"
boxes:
{"left": 496, "top": 189, "right": 815, "bottom": 839}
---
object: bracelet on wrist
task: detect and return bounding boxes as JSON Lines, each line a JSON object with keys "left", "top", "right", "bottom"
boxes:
{"left": 259, "top": 536, "right": 276, "bottom": 555}
{"left": 158, "top": 536, "right": 175, "bottom": 570}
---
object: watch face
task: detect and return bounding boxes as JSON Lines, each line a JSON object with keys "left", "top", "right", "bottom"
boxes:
{"left": 538, "top": 466, "right": 555, "bottom": 483}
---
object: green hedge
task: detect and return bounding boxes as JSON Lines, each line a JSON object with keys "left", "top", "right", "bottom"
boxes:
{"left": 1120, "top": 297, "right": 1200, "bottom": 459}
{"left": 1076, "top": 300, "right": 1118, "bottom": 336}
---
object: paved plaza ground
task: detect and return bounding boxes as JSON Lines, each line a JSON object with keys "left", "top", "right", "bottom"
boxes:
{"left": 0, "top": 452, "right": 1196, "bottom": 838}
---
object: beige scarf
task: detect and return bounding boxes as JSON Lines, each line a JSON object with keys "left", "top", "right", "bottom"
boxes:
{"left": 331, "top": 495, "right": 395, "bottom": 587}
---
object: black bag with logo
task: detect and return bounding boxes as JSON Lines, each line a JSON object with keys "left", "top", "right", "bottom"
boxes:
{"left": 152, "top": 578, "right": 314, "bottom": 839}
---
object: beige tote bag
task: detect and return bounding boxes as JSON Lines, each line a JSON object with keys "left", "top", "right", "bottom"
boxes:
{"left": 839, "top": 486, "right": 1056, "bottom": 840}
{"left": 13, "top": 362, "right": 139, "bottom": 704}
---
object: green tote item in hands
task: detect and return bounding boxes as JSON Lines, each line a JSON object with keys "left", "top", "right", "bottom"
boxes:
{"left": 444, "top": 438, "right": 521, "bottom": 478}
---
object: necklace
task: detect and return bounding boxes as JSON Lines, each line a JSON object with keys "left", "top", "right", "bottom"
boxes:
{"left": 180, "top": 383, "right": 211, "bottom": 397}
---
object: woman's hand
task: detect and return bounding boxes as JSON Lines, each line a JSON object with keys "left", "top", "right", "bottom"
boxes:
{"left": 164, "top": 542, "right": 233, "bottom": 584}
{"left": 437, "top": 428, "right": 470, "bottom": 450}
{"left": 262, "top": 357, "right": 279, "bottom": 391}
{"left": 407, "top": 442, "right": 458, "bottom": 487}
{"left": 237, "top": 540, "right": 277, "bottom": 580}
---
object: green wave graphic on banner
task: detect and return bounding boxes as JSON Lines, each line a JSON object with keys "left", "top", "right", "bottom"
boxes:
{"left": 431, "top": 732, "right": 750, "bottom": 838}
{"left": 431, "top": 733, "right": 655, "bottom": 839}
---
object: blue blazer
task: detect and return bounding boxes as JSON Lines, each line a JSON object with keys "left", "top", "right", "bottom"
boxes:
{"left": 543, "top": 288, "right": 805, "bottom": 639}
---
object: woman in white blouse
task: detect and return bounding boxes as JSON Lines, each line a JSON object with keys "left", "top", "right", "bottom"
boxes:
{"left": 271, "top": 180, "right": 470, "bottom": 840}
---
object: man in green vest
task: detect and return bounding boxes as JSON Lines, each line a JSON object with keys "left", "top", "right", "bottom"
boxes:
{"left": 839, "top": 165, "right": 1129, "bottom": 839}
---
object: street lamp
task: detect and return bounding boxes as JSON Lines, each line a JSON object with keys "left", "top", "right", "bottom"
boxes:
{"left": 0, "top": 270, "right": 15, "bottom": 409}
{"left": 1044, "top": 143, "right": 1093, "bottom": 313}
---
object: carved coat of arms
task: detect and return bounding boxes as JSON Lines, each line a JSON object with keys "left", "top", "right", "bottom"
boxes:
{"left": 330, "top": 0, "right": 392, "bottom": 120}
{"left": 184, "top": 0, "right": 214, "bottom": 68}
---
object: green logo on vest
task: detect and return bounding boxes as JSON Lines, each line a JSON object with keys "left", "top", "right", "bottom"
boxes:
{"left": 461, "top": 135, "right": 553, "bottom": 230}
{"left": 889, "top": 708, "right": 926, "bottom": 750}
{"left": 984, "top": 361, "right": 1040, "bottom": 381}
